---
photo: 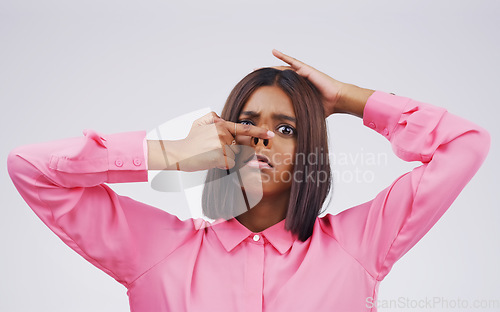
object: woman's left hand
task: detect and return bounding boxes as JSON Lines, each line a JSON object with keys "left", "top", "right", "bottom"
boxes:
{"left": 269, "top": 49, "right": 346, "bottom": 116}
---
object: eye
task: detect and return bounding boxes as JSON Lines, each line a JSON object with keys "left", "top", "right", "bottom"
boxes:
{"left": 238, "top": 119, "right": 254, "bottom": 126}
{"left": 277, "top": 124, "right": 295, "bottom": 136}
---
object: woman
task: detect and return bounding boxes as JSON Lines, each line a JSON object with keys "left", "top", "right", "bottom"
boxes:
{"left": 7, "top": 49, "right": 490, "bottom": 311}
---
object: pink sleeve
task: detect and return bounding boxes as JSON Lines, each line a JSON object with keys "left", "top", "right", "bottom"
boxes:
{"left": 320, "top": 91, "right": 491, "bottom": 280}
{"left": 7, "top": 129, "right": 200, "bottom": 287}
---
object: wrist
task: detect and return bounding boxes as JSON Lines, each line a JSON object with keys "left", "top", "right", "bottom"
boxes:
{"left": 335, "top": 83, "right": 375, "bottom": 119}
{"left": 147, "top": 139, "right": 183, "bottom": 170}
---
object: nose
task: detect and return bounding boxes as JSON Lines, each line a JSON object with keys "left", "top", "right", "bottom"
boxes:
{"left": 251, "top": 136, "right": 273, "bottom": 149}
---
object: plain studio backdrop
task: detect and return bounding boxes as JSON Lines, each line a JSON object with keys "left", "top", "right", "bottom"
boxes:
{"left": 1, "top": 1, "right": 498, "bottom": 311}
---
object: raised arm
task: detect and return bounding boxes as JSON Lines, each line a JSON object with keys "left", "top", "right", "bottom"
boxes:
{"left": 325, "top": 91, "right": 490, "bottom": 279}
{"left": 7, "top": 110, "right": 275, "bottom": 287}
{"left": 271, "top": 49, "right": 491, "bottom": 280}
{"left": 7, "top": 129, "right": 201, "bottom": 287}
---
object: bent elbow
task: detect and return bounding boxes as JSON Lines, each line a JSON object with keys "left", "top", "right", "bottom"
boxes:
{"left": 475, "top": 126, "right": 491, "bottom": 162}
{"left": 7, "top": 147, "right": 25, "bottom": 182}
{"left": 7, "top": 145, "right": 40, "bottom": 190}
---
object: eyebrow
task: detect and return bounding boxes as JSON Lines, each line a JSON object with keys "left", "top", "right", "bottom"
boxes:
{"left": 239, "top": 111, "right": 297, "bottom": 123}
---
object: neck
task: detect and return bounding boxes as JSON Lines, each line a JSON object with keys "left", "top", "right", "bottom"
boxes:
{"left": 235, "top": 190, "right": 290, "bottom": 233}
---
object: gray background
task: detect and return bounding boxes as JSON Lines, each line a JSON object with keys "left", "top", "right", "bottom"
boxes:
{"left": 1, "top": 0, "right": 498, "bottom": 311}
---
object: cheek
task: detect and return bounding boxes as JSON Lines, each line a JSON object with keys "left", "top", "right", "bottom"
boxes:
{"left": 272, "top": 146, "right": 296, "bottom": 172}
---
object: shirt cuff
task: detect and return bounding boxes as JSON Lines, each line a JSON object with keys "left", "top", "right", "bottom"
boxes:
{"left": 362, "top": 91, "right": 412, "bottom": 140}
{"left": 106, "top": 130, "right": 148, "bottom": 183}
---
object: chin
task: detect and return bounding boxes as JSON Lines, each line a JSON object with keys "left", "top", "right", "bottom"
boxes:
{"left": 236, "top": 165, "right": 291, "bottom": 197}
{"left": 241, "top": 181, "right": 289, "bottom": 198}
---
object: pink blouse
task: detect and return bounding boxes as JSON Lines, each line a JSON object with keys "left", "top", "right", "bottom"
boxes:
{"left": 7, "top": 91, "right": 490, "bottom": 312}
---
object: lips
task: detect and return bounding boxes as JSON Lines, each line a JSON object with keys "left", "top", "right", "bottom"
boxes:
{"left": 244, "top": 153, "right": 273, "bottom": 168}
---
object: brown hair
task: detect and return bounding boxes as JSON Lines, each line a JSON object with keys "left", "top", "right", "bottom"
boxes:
{"left": 202, "top": 68, "right": 332, "bottom": 242}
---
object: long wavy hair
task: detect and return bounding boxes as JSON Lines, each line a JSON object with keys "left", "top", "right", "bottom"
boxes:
{"left": 202, "top": 68, "right": 332, "bottom": 242}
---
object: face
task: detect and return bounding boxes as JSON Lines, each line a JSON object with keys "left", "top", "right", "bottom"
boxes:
{"left": 234, "top": 85, "right": 297, "bottom": 197}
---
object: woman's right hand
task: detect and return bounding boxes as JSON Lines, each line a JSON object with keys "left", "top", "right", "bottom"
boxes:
{"left": 164, "top": 112, "right": 274, "bottom": 172}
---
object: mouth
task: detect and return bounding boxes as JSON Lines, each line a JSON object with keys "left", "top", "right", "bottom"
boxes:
{"left": 243, "top": 153, "right": 273, "bottom": 169}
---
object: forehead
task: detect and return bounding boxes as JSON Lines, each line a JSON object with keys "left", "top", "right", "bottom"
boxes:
{"left": 240, "top": 86, "right": 295, "bottom": 117}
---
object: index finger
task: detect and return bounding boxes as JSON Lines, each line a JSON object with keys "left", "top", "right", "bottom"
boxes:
{"left": 222, "top": 120, "right": 275, "bottom": 139}
{"left": 271, "top": 49, "right": 305, "bottom": 70}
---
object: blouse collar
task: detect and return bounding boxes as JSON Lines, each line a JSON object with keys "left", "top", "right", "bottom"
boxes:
{"left": 210, "top": 217, "right": 296, "bottom": 255}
